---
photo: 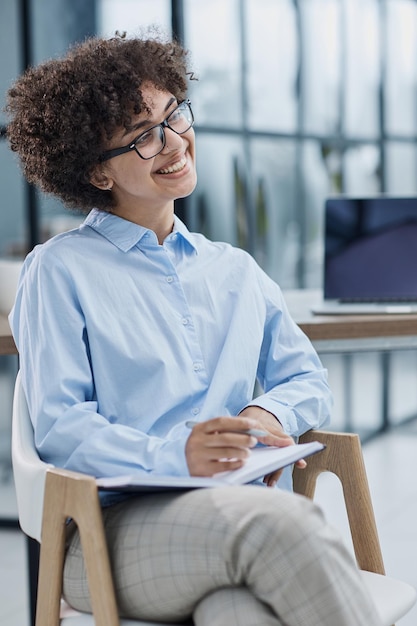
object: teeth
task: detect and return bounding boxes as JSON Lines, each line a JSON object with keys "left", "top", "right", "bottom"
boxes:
{"left": 158, "top": 157, "right": 187, "bottom": 175}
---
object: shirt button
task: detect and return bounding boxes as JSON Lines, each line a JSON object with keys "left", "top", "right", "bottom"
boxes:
{"left": 191, "top": 407, "right": 200, "bottom": 415}
{"left": 193, "top": 363, "right": 201, "bottom": 371}
{"left": 166, "top": 276, "right": 174, "bottom": 283}
{"left": 181, "top": 318, "right": 189, "bottom": 325}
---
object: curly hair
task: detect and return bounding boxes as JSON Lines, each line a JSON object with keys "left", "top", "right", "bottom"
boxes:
{"left": 5, "top": 33, "right": 194, "bottom": 213}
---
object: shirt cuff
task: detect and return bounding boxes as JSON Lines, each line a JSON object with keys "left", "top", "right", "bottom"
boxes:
{"left": 245, "top": 397, "right": 297, "bottom": 435}
{"left": 153, "top": 437, "right": 190, "bottom": 477}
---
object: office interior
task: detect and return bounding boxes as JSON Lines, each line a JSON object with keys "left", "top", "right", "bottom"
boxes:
{"left": 1, "top": 1, "right": 417, "bottom": 624}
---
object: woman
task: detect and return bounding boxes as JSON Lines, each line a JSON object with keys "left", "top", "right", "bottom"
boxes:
{"left": 6, "top": 33, "right": 381, "bottom": 625}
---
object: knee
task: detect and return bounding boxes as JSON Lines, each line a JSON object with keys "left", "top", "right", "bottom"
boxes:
{"left": 227, "top": 485, "right": 325, "bottom": 533}
{"left": 219, "top": 487, "right": 343, "bottom": 586}
{"left": 256, "top": 487, "right": 325, "bottom": 540}
{"left": 217, "top": 486, "right": 328, "bottom": 559}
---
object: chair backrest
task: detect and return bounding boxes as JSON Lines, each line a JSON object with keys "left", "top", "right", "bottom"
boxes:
{"left": 11, "top": 370, "right": 53, "bottom": 542}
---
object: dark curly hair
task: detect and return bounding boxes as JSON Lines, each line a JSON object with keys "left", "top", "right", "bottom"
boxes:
{"left": 5, "top": 33, "right": 194, "bottom": 213}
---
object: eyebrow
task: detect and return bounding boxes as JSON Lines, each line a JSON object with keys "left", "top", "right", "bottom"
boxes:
{"left": 124, "top": 96, "right": 177, "bottom": 136}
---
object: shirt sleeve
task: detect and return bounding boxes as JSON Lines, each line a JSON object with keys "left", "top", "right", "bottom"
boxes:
{"left": 246, "top": 265, "right": 333, "bottom": 437}
{"left": 9, "top": 247, "right": 190, "bottom": 479}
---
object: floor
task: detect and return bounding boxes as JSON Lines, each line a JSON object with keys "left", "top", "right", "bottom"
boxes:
{"left": 1, "top": 349, "right": 417, "bottom": 625}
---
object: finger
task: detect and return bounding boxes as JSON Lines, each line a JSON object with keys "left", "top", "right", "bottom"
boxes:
{"left": 295, "top": 458, "right": 307, "bottom": 469}
{"left": 209, "top": 446, "right": 252, "bottom": 461}
{"left": 191, "top": 445, "right": 251, "bottom": 467}
{"left": 263, "top": 470, "right": 283, "bottom": 487}
{"left": 197, "top": 453, "right": 250, "bottom": 476}
{"left": 210, "top": 458, "right": 247, "bottom": 474}
{"left": 189, "top": 457, "right": 247, "bottom": 477}
{"left": 203, "top": 416, "right": 259, "bottom": 434}
{"left": 204, "top": 431, "right": 258, "bottom": 449}
{"left": 256, "top": 432, "right": 294, "bottom": 448}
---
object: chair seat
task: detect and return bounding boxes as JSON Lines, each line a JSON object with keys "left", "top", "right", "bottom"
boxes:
{"left": 61, "top": 613, "right": 191, "bottom": 625}
{"left": 60, "top": 599, "right": 192, "bottom": 625}
{"left": 361, "top": 570, "right": 417, "bottom": 626}
{"left": 61, "top": 618, "right": 189, "bottom": 626}
{"left": 61, "top": 572, "right": 417, "bottom": 626}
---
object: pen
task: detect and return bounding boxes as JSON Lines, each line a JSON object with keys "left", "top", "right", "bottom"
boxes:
{"left": 185, "top": 420, "right": 269, "bottom": 438}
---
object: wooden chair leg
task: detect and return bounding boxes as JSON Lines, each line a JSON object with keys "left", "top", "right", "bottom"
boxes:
{"left": 36, "top": 468, "right": 120, "bottom": 626}
{"left": 295, "top": 430, "right": 385, "bottom": 575}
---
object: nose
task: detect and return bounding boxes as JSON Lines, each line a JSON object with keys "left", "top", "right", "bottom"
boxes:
{"left": 161, "top": 126, "right": 184, "bottom": 153}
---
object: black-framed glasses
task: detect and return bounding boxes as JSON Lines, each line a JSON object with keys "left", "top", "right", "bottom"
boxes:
{"left": 99, "top": 99, "right": 194, "bottom": 162}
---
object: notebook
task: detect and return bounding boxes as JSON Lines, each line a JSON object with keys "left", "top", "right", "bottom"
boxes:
{"left": 96, "top": 441, "right": 325, "bottom": 493}
{"left": 312, "top": 196, "right": 417, "bottom": 315}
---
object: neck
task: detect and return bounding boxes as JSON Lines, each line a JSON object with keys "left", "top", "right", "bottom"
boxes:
{"left": 113, "top": 202, "right": 175, "bottom": 244}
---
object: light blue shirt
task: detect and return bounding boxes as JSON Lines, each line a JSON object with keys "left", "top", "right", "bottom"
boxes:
{"left": 10, "top": 209, "right": 331, "bottom": 494}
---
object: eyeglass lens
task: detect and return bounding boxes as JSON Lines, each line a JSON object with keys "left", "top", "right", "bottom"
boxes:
{"left": 134, "top": 101, "right": 193, "bottom": 159}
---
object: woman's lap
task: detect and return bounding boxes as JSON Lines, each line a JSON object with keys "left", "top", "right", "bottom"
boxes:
{"left": 63, "top": 485, "right": 380, "bottom": 625}
{"left": 63, "top": 486, "right": 310, "bottom": 620}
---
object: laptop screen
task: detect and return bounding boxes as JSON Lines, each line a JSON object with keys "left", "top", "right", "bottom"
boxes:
{"left": 324, "top": 196, "right": 417, "bottom": 301}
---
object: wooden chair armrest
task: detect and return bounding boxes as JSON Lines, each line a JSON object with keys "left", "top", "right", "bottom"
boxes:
{"left": 294, "top": 430, "right": 385, "bottom": 576}
{"left": 36, "top": 467, "right": 120, "bottom": 626}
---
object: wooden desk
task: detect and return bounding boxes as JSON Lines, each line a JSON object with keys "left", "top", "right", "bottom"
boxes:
{"left": 284, "top": 289, "right": 417, "bottom": 437}
{"left": 0, "top": 314, "right": 17, "bottom": 355}
{"left": 284, "top": 289, "right": 417, "bottom": 350}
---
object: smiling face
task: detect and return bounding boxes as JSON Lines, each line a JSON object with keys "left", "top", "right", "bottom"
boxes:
{"left": 91, "top": 84, "right": 197, "bottom": 231}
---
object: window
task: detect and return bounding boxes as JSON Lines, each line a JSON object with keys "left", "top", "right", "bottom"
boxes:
{"left": 2, "top": 0, "right": 417, "bottom": 289}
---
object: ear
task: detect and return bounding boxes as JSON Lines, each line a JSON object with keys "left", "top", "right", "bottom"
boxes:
{"left": 89, "top": 165, "right": 114, "bottom": 191}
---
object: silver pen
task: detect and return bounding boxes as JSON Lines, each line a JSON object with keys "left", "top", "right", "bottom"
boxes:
{"left": 185, "top": 420, "right": 268, "bottom": 438}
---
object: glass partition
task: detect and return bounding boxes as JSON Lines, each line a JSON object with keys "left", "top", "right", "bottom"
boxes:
{"left": 344, "top": 145, "right": 381, "bottom": 194}
{"left": 2, "top": 0, "right": 417, "bottom": 285}
{"left": 246, "top": 0, "right": 298, "bottom": 133}
{"left": 343, "top": 0, "right": 380, "bottom": 138}
{"left": 189, "top": 134, "right": 243, "bottom": 246}
{"left": 0, "top": 0, "right": 20, "bottom": 119}
{"left": 0, "top": 0, "right": 25, "bottom": 260}
{"left": 385, "top": 142, "right": 417, "bottom": 194}
{"left": 299, "top": 0, "right": 342, "bottom": 135}
{"left": 0, "top": 143, "right": 26, "bottom": 258}
{"left": 184, "top": 0, "right": 242, "bottom": 128}
{"left": 250, "top": 138, "right": 298, "bottom": 285}
{"left": 98, "top": 0, "right": 171, "bottom": 37}
{"left": 384, "top": 0, "right": 417, "bottom": 136}
{"left": 299, "top": 141, "right": 332, "bottom": 287}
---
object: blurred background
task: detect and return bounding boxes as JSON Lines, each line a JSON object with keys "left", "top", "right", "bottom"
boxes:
{"left": 1, "top": 2, "right": 417, "bottom": 623}
{"left": 3, "top": 0, "right": 417, "bottom": 286}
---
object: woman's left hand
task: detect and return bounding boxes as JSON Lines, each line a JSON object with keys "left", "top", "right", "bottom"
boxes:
{"left": 239, "top": 406, "right": 307, "bottom": 488}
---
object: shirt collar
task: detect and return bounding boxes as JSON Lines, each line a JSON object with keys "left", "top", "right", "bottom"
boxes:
{"left": 84, "top": 209, "right": 198, "bottom": 254}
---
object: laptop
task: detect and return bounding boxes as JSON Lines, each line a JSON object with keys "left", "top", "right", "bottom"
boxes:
{"left": 312, "top": 196, "right": 417, "bottom": 315}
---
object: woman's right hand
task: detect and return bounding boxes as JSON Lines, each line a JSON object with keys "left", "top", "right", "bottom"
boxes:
{"left": 185, "top": 416, "right": 259, "bottom": 476}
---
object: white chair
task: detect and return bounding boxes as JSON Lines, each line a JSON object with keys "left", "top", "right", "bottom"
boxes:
{"left": 11, "top": 370, "right": 188, "bottom": 626}
{"left": 12, "top": 371, "right": 416, "bottom": 626}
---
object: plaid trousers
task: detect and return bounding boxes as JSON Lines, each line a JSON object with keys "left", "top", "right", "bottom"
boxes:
{"left": 63, "top": 485, "right": 381, "bottom": 626}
